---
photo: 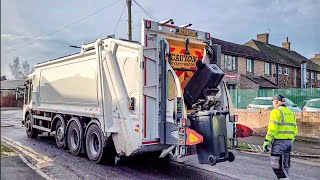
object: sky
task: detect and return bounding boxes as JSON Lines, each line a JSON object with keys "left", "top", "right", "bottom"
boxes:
{"left": 1, "top": 0, "right": 319, "bottom": 79}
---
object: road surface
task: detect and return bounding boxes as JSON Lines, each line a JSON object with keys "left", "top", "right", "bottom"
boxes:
{"left": 1, "top": 110, "right": 320, "bottom": 180}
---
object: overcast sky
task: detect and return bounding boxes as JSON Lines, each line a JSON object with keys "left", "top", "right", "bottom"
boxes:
{"left": 1, "top": 0, "right": 319, "bottom": 79}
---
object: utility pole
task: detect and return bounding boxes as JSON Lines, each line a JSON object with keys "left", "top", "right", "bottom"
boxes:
{"left": 127, "top": 0, "right": 132, "bottom": 41}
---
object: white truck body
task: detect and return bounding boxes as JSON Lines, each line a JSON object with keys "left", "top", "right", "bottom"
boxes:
{"left": 21, "top": 19, "right": 236, "bottom": 164}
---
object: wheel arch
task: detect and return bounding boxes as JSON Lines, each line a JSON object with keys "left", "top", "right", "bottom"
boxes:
{"left": 66, "top": 116, "right": 84, "bottom": 138}
{"left": 51, "top": 114, "right": 66, "bottom": 132}
{"left": 84, "top": 119, "right": 101, "bottom": 137}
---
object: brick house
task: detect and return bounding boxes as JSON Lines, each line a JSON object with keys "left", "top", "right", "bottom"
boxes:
{"left": 245, "top": 34, "right": 320, "bottom": 88}
{"left": 311, "top": 53, "right": 320, "bottom": 66}
{"left": 1, "top": 80, "right": 24, "bottom": 107}
{"left": 212, "top": 38, "right": 277, "bottom": 90}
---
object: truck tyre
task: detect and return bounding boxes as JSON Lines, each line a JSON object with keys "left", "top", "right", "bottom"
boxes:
{"left": 25, "top": 114, "right": 38, "bottom": 138}
{"left": 55, "top": 120, "right": 67, "bottom": 149}
{"left": 67, "top": 120, "right": 82, "bottom": 156}
{"left": 86, "top": 124, "right": 104, "bottom": 163}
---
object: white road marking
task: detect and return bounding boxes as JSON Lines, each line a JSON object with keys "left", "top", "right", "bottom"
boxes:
{"left": 251, "top": 144, "right": 259, "bottom": 151}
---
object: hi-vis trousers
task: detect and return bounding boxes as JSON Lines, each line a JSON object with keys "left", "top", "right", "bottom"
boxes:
{"left": 271, "top": 140, "right": 292, "bottom": 179}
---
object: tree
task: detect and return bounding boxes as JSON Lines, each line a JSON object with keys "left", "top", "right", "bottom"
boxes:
{"left": 9, "top": 57, "right": 32, "bottom": 79}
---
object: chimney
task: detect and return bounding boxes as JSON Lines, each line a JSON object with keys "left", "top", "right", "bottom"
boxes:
{"left": 315, "top": 53, "right": 320, "bottom": 59}
{"left": 257, "top": 33, "right": 269, "bottom": 44}
{"left": 282, "top": 37, "right": 291, "bottom": 50}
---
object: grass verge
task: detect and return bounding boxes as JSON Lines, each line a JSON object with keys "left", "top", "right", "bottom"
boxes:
{"left": 1, "top": 143, "right": 14, "bottom": 157}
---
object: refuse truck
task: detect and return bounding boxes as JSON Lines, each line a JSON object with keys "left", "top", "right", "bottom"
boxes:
{"left": 18, "top": 19, "right": 237, "bottom": 165}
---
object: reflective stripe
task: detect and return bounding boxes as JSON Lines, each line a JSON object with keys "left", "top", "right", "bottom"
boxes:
{"left": 267, "top": 134, "right": 274, "bottom": 137}
{"left": 279, "top": 122, "right": 296, "bottom": 127}
{"left": 278, "top": 131, "right": 295, "bottom": 134}
{"left": 270, "top": 120, "right": 279, "bottom": 124}
{"left": 277, "top": 107, "right": 297, "bottom": 127}
{"left": 277, "top": 107, "right": 285, "bottom": 124}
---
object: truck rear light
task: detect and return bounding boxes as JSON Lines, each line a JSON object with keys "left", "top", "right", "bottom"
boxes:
{"left": 179, "top": 128, "right": 185, "bottom": 133}
{"left": 179, "top": 140, "right": 185, "bottom": 145}
{"left": 185, "top": 128, "right": 203, "bottom": 145}
{"left": 182, "top": 118, "right": 186, "bottom": 126}
{"left": 205, "top": 32, "right": 210, "bottom": 40}
{"left": 145, "top": 20, "right": 151, "bottom": 28}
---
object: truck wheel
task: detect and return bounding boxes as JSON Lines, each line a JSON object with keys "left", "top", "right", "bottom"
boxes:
{"left": 67, "top": 121, "right": 82, "bottom": 156}
{"left": 86, "top": 124, "right": 104, "bottom": 163}
{"left": 25, "top": 114, "right": 38, "bottom": 138}
{"left": 55, "top": 120, "right": 67, "bottom": 149}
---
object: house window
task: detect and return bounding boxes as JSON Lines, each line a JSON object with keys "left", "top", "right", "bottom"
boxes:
{"left": 246, "top": 59, "right": 254, "bottom": 73}
{"left": 278, "top": 66, "right": 282, "bottom": 75}
{"left": 306, "top": 71, "right": 309, "bottom": 79}
{"left": 284, "top": 68, "right": 289, "bottom": 75}
{"left": 317, "top": 73, "right": 320, "bottom": 80}
{"left": 264, "top": 62, "right": 272, "bottom": 75}
{"left": 311, "top": 71, "right": 315, "bottom": 80}
{"left": 224, "top": 55, "right": 236, "bottom": 71}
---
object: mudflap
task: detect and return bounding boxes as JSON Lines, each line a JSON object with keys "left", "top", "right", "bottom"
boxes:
{"left": 190, "top": 110, "right": 235, "bottom": 165}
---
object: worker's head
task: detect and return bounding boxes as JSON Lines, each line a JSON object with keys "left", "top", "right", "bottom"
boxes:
{"left": 272, "top": 94, "right": 285, "bottom": 108}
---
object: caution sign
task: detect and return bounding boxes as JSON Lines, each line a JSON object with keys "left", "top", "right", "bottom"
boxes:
{"left": 171, "top": 54, "right": 198, "bottom": 68}
{"left": 169, "top": 46, "right": 204, "bottom": 89}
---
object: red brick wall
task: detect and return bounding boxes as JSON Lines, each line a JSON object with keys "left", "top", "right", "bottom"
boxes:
{"left": 278, "top": 65, "right": 299, "bottom": 88}
{"left": 238, "top": 75, "right": 259, "bottom": 89}
{"left": 254, "top": 60, "right": 277, "bottom": 84}
{"left": 235, "top": 109, "right": 320, "bottom": 140}
{"left": 0, "top": 90, "right": 23, "bottom": 107}
{"left": 315, "top": 72, "right": 320, "bottom": 87}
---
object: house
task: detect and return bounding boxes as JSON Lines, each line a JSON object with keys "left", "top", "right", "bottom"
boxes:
{"left": 311, "top": 54, "right": 320, "bottom": 66}
{"left": 212, "top": 38, "right": 278, "bottom": 90}
{"left": 1, "top": 80, "right": 24, "bottom": 107}
{"left": 245, "top": 34, "right": 320, "bottom": 88}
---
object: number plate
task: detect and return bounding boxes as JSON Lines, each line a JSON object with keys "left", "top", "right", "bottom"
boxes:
{"left": 176, "top": 28, "right": 197, "bottom": 37}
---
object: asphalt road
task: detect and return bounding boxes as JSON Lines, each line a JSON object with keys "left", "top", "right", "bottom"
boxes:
{"left": 1, "top": 110, "right": 320, "bottom": 180}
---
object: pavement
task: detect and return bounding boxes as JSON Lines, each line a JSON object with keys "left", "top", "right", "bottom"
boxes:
{"left": 1, "top": 109, "right": 320, "bottom": 180}
{"left": 1, "top": 153, "right": 44, "bottom": 180}
{"left": 238, "top": 136, "right": 320, "bottom": 155}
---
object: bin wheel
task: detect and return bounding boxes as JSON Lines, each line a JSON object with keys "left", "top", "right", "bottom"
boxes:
{"left": 228, "top": 151, "right": 235, "bottom": 162}
{"left": 249, "top": 130, "right": 255, "bottom": 136}
{"left": 208, "top": 155, "right": 217, "bottom": 166}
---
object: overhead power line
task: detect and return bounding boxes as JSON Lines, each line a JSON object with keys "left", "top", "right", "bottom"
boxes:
{"left": 132, "top": 0, "right": 158, "bottom": 21}
{"left": 113, "top": 3, "right": 127, "bottom": 35}
{"left": 2, "top": 0, "right": 121, "bottom": 55}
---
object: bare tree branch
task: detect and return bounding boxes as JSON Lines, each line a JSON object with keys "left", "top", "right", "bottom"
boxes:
{"left": 8, "top": 57, "right": 31, "bottom": 79}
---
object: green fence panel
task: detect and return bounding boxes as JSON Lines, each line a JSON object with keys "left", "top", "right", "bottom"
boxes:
{"left": 229, "top": 88, "right": 320, "bottom": 109}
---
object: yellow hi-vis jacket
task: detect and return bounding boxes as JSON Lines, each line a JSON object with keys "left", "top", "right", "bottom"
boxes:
{"left": 265, "top": 106, "right": 298, "bottom": 141}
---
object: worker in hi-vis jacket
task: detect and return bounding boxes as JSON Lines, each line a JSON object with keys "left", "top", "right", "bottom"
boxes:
{"left": 263, "top": 94, "right": 298, "bottom": 180}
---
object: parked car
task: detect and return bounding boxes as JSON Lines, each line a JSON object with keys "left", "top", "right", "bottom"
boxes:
{"left": 247, "top": 97, "right": 301, "bottom": 112}
{"left": 302, "top": 98, "right": 320, "bottom": 112}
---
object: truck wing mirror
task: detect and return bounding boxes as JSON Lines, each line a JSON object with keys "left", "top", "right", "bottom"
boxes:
{"left": 15, "top": 87, "right": 23, "bottom": 100}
